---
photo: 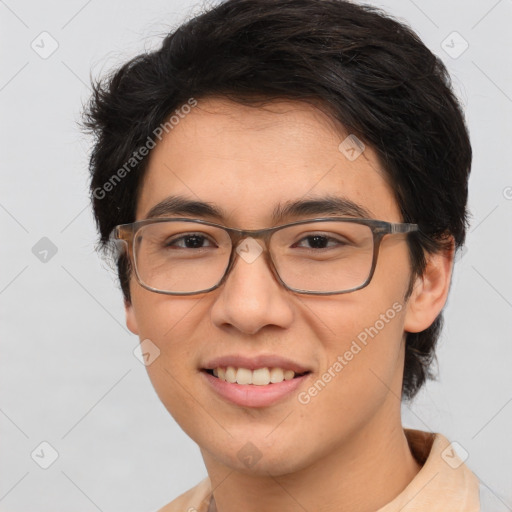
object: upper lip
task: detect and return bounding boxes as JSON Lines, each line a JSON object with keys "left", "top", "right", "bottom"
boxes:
{"left": 202, "top": 354, "right": 311, "bottom": 374}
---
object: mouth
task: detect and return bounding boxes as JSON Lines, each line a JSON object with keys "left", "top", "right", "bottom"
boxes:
{"left": 201, "top": 365, "right": 312, "bottom": 408}
{"left": 202, "top": 366, "right": 311, "bottom": 385}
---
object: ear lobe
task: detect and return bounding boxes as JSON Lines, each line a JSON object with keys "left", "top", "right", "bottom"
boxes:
{"left": 125, "top": 299, "right": 139, "bottom": 335}
{"left": 403, "top": 240, "right": 455, "bottom": 334}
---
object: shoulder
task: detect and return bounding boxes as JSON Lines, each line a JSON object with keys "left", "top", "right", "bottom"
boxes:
{"left": 156, "top": 477, "right": 212, "bottom": 512}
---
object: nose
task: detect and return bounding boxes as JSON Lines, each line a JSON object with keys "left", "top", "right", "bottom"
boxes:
{"left": 209, "top": 238, "right": 294, "bottom": 335}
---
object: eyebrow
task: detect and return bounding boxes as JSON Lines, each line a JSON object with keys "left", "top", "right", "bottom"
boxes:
{"left": 144, "top": 194, "right": 375, "bottom": 224}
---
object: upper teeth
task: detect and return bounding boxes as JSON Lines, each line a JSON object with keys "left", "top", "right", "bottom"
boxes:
{"left": 212, "top": 366, "right": 297, "bottom": 385}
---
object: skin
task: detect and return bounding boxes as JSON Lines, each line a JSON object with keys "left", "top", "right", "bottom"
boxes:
{"left": 125, "top": 97, "right": 454, "bottom": 512}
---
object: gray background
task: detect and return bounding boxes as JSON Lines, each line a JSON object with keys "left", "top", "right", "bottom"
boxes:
{"left": 1, "top": 0, "right": 511, "bottom": 510}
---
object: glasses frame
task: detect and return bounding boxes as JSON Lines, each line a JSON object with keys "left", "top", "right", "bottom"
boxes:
{"left": 110, "top": 217, "right": 419, "bottom": 296}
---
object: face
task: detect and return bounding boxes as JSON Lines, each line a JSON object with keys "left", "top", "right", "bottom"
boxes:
{"left": 125, "top": 97, "right": 428, "bottom": 476}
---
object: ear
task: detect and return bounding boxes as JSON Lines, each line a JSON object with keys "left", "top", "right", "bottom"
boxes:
{"left": 125, "top": 298, "right": 139, "bottom": 335}
{"left": 403, "top": 239, "right": 455, "bottom": 333}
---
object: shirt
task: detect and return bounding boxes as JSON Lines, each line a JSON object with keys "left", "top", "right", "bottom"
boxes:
{"left": 156, "top": 429, "right": 491, "bottom": 511}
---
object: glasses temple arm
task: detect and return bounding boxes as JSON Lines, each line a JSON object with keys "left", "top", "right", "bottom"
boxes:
{"left": 389, "top": 223, "right": 419, "bottom": 234}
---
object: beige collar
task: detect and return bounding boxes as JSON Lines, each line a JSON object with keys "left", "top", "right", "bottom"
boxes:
{"left": 376, "top": 428, "right": 480, "bottom": 511}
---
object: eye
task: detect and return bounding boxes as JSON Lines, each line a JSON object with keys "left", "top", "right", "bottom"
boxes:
{"left": 165, "top": 233, "right": 217, "bottom": 249}
{"left": 294, "top": 233, "right": 349, "bottom": 250}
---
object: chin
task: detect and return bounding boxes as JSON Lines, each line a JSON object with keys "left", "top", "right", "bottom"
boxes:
{"left": 202, "top": 435, "right": 315, "bottom": 477}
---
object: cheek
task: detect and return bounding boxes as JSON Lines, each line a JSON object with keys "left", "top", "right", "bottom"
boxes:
{"left": 304, "top": 294, "right": 406, "bottom": 395}
{"left": 287, "top": 299, "right": 406, "bottom": 459}
{"left": 130, "top": 289, "right": 204, "bottom": 345}
{"left": 294, "top": 264, "right": 408, "bottom": 410}
{"left": 129, "top": 292, "right": 206, "bottom": 417}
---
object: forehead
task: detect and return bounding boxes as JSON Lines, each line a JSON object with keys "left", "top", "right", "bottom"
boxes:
{"left": 136, "top": 97, "right": 401, "bottom": 226}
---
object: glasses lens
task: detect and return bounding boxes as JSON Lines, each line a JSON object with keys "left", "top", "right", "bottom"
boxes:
{"left": 133, "top": 221, "right": 231, "bottom": 293}
{"left": 271, "top": 220, "right": 374, "bottom": 293}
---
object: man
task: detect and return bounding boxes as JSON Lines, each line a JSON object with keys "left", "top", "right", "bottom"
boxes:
{"left": 83, "top": 0, "right": 490, "bottom": 509}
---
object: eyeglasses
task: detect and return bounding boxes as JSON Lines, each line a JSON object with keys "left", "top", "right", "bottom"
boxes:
{"left": 110, "top": 217, "right": 419, "bottom": 295}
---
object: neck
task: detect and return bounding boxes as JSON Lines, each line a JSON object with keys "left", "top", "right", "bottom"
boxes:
{"left": 202, "top": 414, "right": 422, "bottom": 512}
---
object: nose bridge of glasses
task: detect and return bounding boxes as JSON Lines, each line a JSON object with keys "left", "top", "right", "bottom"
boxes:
{"left": 226, "top": 225, "right": 275, "bottom": 253}
{"left": 221, "top": 233, "right": 281, "bottom": 294}
{"left": 221, "top": 227, "right": 278, "bottom": 285}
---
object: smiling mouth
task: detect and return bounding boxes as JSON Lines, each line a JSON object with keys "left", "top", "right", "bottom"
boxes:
{"left": 203, "top": 367, "right": 310, "bottom": 386}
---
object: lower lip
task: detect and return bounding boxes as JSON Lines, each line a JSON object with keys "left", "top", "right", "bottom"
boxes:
{"left": 201, "top": 370, "right": 310, "bottom": 408}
